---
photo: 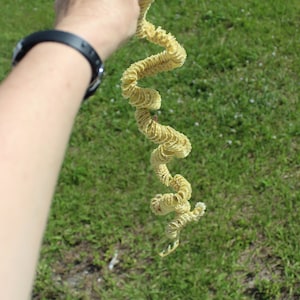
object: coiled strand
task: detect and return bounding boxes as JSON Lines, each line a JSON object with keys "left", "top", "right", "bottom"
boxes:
{"left": 121, "top": 0, "right": 206, "bottom": 257}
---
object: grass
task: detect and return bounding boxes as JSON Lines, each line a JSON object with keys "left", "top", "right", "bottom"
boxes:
{"left": 1, "top": 0, "right": 300, "bottom": 299}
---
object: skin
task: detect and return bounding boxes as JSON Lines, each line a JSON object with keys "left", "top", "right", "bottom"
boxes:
{"left": 0, "top": 1, "right": 139, "bottom": 299}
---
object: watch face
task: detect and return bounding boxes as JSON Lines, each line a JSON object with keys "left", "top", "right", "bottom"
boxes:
{"left": 12, "top": 40, "right": 24, "bottom": 65}
{"left": 84, "top": 64, "right": 104, "bottom": 99}
{"left": 85, "top": 77, "right": 101, "bottom": 100}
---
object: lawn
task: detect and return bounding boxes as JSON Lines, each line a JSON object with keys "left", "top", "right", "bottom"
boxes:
{"left": 1, "top": 1, "right": 300, "bottom": 299}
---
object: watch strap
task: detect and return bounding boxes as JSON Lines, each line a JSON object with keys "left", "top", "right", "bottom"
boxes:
{"left": 12, "top": 30, "right": 104, "bottom": 100}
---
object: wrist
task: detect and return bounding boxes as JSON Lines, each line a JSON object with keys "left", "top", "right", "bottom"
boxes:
{"left": 9, "top": 41, "right": 92, "bottom": 105}
{"left": 12, "top": 30, "right": 104, "bottom": 100}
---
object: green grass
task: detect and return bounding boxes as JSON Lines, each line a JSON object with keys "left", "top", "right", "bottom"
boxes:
{"left": 1, "top": 1, "right": 300, "bottom": 299}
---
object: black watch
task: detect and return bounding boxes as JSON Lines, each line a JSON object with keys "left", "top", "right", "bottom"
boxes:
{"left": 12, "top": 30, "right": 104, "bottom": 100}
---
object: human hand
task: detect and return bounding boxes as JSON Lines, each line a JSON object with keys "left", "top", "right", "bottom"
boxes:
{"left": 54, "top": 0, "right": 140, "bottom": 60}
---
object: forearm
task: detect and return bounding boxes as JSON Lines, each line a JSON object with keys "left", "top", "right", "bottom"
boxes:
{"left": 0, "top": 1, "right": 139, "bottom": 298}
{"left": 0, "top": 42, "right": 91, "bottom": 299}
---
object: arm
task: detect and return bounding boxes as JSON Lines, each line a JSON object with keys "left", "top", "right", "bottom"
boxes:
{"left": 0, "top": 1, "right": 139, "bottom": 299}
